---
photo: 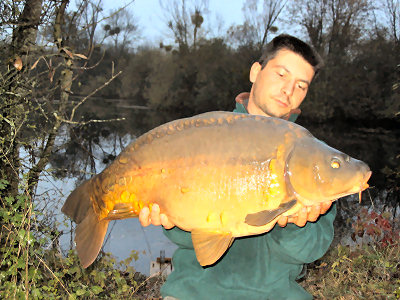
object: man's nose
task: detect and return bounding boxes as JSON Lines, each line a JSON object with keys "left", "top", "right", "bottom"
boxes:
{"left": 281, "top": 79, "right": 295, "bottom": 97}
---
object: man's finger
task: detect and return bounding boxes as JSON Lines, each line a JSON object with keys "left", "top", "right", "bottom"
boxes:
{"left": 277, "top": 215, "right": 288, "bottom": 227}
{"left": 295, "top": 207, "right": 308, "bottom": 227}
{"left": 150, "top": 204, "right": 162, "bottom": 226}
{"left": 321, "top": 201, "right": 333, "bottom": 214}
{"left": 139, "top": 207, "right": 151, "bottom": 227}
{"left": 307, "top": 204, "right": 321, "bottom": 222}
{"left": 160, "top": 214, "right": 175, "bottom": 229}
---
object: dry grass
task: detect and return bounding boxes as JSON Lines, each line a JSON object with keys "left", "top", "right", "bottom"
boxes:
{"left": 299, "top": 243, "right": 400, "bottom": 299}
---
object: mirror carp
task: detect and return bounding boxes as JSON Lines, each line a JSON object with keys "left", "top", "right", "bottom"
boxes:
{"left": 62, "top": 111, "right": 371, "bottom": 268}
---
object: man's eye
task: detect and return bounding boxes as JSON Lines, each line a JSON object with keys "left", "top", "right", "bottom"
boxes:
{"left": 297, "top": 83, "right": 307, "bottom": 91}
{"left": 276, "top": 69, "right": 286, "bottom": 77}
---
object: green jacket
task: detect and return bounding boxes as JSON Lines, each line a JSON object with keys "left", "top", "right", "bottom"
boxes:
{"left": 161, "top": 103, "right": 336, "bottom": 300}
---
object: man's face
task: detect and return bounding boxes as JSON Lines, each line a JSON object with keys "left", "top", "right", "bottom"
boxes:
{"left": 248, "top": 49, "right": 315, "bottom": 118}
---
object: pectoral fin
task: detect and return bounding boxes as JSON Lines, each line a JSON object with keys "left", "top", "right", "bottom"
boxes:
{"left": 104, "top": 203, "right": 137, "bottom": 220}
{"left": 245, "top": 199, "right": 298, "bottom": 226}
{"left": 191, "top": 229, "right": 234, "bottom": 266}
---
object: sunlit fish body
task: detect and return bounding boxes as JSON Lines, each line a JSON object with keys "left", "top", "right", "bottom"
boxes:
{"left": 62, "top": 111, "right": 371, "bottom": 268}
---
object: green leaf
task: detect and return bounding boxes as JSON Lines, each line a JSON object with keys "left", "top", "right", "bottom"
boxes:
{"left": 91, "top": 285, "right": 103, "bottom": 295}
{"left": 5, "top": 196, "right": 14, "bottom": 204}
{"left": 68, "top": 294, "right": 77, "bottom": 300}
{"left": 75, "top": 288, "right": 86, "bottom": 296}
{"left": 31, "top": 288, "right": 42, "bottom": 299}
{"left": 384, "top": 261, "right": 393, "bottom": 268}
{"left": 18, "top": 229, "right": 26, "bottom": 240}
{"left": 121, "top": 284, "right": 129, "bottom": 292}
{"left": 68, "top": 266, "right": 80, "bottom": 275}
{"left": 16, "top": 256, "right": 25, "bottom": 269}
{"left": 0, "top": 179, "right": 8, "bottom": 189}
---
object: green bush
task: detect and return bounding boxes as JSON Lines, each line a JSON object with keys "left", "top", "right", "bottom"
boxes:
{"left": 0, "top": 179, "right": 154, "bottom": 299}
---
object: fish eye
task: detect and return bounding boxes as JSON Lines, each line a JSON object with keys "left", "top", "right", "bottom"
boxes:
{"left": 331, "top": 158, "right": 341, "bottom": 169}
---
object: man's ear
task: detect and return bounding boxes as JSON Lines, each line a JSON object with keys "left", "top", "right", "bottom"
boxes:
{"left": 249, "top": 62, "right": 262, "bottom": 83}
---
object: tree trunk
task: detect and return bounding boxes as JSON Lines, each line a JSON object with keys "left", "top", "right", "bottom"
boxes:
{"left": 1, "top": 0, "right": 44, "bottom": 197}
{"left": 27, "top": 0, "right": 71, "bottom": 195}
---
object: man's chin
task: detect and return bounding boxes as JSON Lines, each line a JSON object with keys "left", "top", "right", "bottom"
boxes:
{"left": 266, "top": 109, "right": 290, "bottom": 119}
{"left": 257, "top": 104, "right": 289, "bottom": 118}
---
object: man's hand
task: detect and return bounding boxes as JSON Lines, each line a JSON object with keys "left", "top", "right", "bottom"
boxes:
{"left": 277, "top": 201, "right": 333, "bottom": 227}
{"left": 139, "top": 201, "right": 332, "bottom": 230}
{"left": 139, "top": 204, "right": 175, "bottom": 229}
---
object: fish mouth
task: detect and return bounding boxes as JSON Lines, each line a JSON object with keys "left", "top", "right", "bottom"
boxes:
{"left": 357, "top": 170, "right": 372, "bottom": 203}
{"left": 354, "top": 170, "right": 372, "bottom": 192}
{"left": 364, "top": 170, "right": 372, "bottom": 185}
{"left": 337, "top": 170, "right": 372, "bottom": 202}
{"left": 300, "top": 169, "right": 372, "bottom": 205}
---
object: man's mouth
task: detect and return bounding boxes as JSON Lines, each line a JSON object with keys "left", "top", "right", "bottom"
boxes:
{"left": 274, "top": 98, "right": 289, "bottom": 108}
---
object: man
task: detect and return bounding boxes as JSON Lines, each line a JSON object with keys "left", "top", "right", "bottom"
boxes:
{"left": 140, "top": 34, "right": 336, "bottom": 300}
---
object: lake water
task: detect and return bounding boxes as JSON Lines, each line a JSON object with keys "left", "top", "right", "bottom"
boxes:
{"left": 36, "top": 168, "right": 177, "bottom": 276}
{"left": 34, "top": 113, "right": 180, "bottom": 275}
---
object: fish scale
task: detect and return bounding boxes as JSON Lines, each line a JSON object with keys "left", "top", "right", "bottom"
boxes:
{"left": 62, "top": 111, "right": 371, "bottom": 268}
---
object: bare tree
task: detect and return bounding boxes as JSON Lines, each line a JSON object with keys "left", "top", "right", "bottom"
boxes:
{"left": 381, "top": 0, "right": 400, "bottom": 43}
{"left": 287, "top": 0, "right": 373, "bottom": 58}
{"left": 226, "top": 22, "right": 259, "bottom": 48}
{"left": 297, "top": 0, "right": 328, "bottom": 53}
{"left": 103, "top": 8, "right": 140, "bottom": 53}
{"left": 81, "top": 0, "right": 104, "bottom": 51}
{"left": 160, "top": 0, "right": 209, "bottom": 51}
{"left": 242, "top": 0, "right": 288, "bottom": 49}
{"left": 1, "top": 0, "right": 46, "bottom": 196}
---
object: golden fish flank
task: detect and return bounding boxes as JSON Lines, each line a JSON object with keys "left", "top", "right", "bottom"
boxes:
{"left": 120, "top": 190, "right": 129, "bottom": 202}
{"left": 181, "top": 187, "right": 190, "bottom": 194}
{"left": 62, "top": 111, "right": 371, "bottom": 269}
{"left": 207, "top": 212, "right": 217, "bottom": 223}
{"left": 118, "top": 156, "right": 128, "bottom": 164}
{"left": 220, "top": 212, "right": 228, "bottom": 227}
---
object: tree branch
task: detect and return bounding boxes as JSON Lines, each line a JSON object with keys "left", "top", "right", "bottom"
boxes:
{"left": 69, "top": 70, "right": 122, "bottom": 122}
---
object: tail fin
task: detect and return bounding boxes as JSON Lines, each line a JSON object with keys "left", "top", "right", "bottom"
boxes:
{"left": 62, "top": 179, "right": 109, "bottom": 268}
{"left": 75, "top": 208, "right": 109, "bottom": 268}
{"left": 62, "top": 180, "right": 93, "bottom": 224}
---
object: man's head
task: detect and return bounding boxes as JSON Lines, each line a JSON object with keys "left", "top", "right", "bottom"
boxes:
{"left": 247, "top": 34, "right": 323, "bottom": 118}
{"left": 258, "top": 34, "right": 324, "bottom": 75}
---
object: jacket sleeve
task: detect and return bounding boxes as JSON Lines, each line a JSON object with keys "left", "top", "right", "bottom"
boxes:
{"left": 163, "top": 227, "right": 194, "bottom": 249}
{"left": 163, "top": 204, "right": 337, "bottom": 262}
{"left": 267, "top": 203, "right": 337, "bottom": 264}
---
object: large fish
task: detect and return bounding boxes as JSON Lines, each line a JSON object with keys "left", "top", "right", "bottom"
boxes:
{"left": 62, "top": 111, "right": 371, "bottom": 268}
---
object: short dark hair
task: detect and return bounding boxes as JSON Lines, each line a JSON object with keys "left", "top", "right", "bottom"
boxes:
{"left": 258, "top": 34, "right": 324, "bottom": 75}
